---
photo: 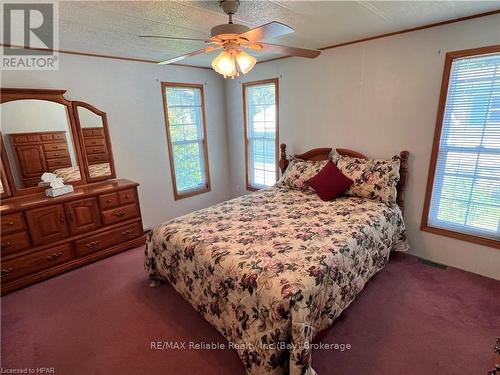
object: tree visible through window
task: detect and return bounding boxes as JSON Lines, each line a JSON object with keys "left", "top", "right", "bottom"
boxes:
{"left": 243, "top": 79, "right": 279, "bottom": 190}
{"left": 162, "top": 82, "right": 210, "bottom": 199}
{"left": 422, "top": 47, "right": 500, "bottom": 246}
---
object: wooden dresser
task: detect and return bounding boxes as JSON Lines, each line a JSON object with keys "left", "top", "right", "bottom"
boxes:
{"left": 82, "top": 127, "right": 110, "bottom": 165}
{"left": 0, "top": 179, "right": 145, "bottom": 295}
{"left": 9, "top": 130, "right": 72, "bottom": 187}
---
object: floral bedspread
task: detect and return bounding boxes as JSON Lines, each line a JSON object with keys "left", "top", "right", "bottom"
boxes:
{"left": 53, "top": 162, "right": 110, "bottom": 182}
{"left": 52, "top": 165, "right": 81, "bottom": 182}
{"left": 145, "top": 186, "right": 408, "bottom": 375}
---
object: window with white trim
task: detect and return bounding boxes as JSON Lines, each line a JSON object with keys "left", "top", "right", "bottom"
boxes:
{"left": 243, "top": 79, "right": 279, "bottom": 190}
{"left": 426, "top": 51, "right": 500, "bottom": 242}
{"left": 162, "top": 83, "right": 210, "bottom": 199}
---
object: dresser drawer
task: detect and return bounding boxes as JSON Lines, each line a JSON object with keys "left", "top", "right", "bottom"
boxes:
{"left": 86, "top": 145, "right": 106, "bottom": 155}
{"left": 118, "top": 189, "right": 136, "bottom": 205}
{"left": 45, "top": 150, "right": 69, "bottom": 159}
{"left": 74, "top": 222, "right": 143, "bottom": 257}
{"left": 1, "top": 231, "right": 31, "bottom": 257}
{"left": 43, "top": 143, "right": 68, "bottom": 152}
{"left": 82, "top": 129, "right": 94, "bottom": 137}
{"left": 102, "top": 204, "right": 139, "bottom": 226}
{"left": 11, "top": 134, "right": 41, "bottom": 144}
{"left": 0, "top": 243, "right": 73, "bottom": 283}
{"left": 84, "top": 138, "right": 105, "bottom": 147}
{"left": 1, "top": 212, "right": 26, "bottom": 234}
{"left": 23, "top": 178, "right": 40, "bottom": 188}
{"left": 98, "top": 192, "right": 120, "bottom": 209}
{"left": 40, "top": 134, "right": 53, "bottom": 141}
{"left": 52, "top": 133, "right": 67, "bottom": 141}
{"left": 87, "top": 153, "right": 108, "bottom": 163}
{"left": 47, "top": 158, "right": 72, "bottom": 169}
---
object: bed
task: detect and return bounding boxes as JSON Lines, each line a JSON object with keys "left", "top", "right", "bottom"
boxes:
{"left": 52, "top": 162, "right": 111, "bottom": 182}
{"left": 145, "top": 146, "right": 410, "bottom": 375}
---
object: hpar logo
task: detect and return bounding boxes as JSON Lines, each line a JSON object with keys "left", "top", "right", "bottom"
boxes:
{"left": 1, "top": 1, "right": 59, "bottom": 70}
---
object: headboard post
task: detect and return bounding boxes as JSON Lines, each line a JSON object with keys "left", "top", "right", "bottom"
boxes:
{"left": 396, "top": 150, "right": 409, "bottom": 213}
{"left": 279, "top": 143, "right": 289, "bottom": 174}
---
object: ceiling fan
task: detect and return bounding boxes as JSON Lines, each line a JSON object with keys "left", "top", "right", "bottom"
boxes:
{"left": 139, "top": 0, "right": 321, "bottom": 78}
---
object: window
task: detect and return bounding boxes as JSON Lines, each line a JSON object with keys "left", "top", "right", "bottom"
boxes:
{"left": 243, "top": 78, "right": 279, "bottom": 190}
{"left": 161, "top": 82, "right": 211, "bottom": 199}
{"left": 422, "top": 46, "right": 500, "bottom": 248}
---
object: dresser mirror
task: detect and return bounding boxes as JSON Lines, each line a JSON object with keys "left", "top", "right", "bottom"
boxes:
{"left": 0, "top": 163, "right": 9, "bottom": 198}
{"left": 1, "top": 135, "right": 14, "bottom": 199}
{"left": 1, "top": 98, "right": 83, "bottom": 189}
{"left": 73, "top": 101, "right": 116, "bottom": 182}
{"left": 0, "top": 88, "right": 117, "bottom": 198}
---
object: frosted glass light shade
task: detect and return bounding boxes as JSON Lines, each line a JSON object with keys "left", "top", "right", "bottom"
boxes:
{"left": 235, "top": 50, "right": 256, "bottom": 75}
{"left": 211, "top": 51, "right": 237, "bottom": 78}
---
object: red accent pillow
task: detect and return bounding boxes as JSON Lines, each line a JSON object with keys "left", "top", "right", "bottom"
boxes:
{"left": 306, "top": 161, "right": 353, "bottom": 201}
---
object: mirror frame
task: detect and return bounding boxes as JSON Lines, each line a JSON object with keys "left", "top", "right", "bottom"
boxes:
{"left": 0, "top": 88, "right": 88, "bottom": 196}
{"left": 0, "top": 133, "right": 16, "bottom": 199}
{"left": 72, "top": 101, "right": 117, "bottom": 183}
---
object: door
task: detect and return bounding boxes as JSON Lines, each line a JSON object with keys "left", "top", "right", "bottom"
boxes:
{"left": 25, "top": 204, "right": 69, "bottom": 246}
{"left": 14, "top": 145, "right": 46, "bottom": 178}
{"left": 64, "top": 197, "right": 101, "bottom": 235}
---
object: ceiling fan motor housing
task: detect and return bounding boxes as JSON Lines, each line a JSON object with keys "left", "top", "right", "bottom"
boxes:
{"left": 212, "top": 0, "right": 250, "bottom": 42}
{"left": 211, "top": 23, "right": 250, "bottom": 39}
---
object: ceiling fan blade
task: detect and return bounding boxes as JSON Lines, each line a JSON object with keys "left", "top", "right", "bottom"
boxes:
{"left": 158, "top": 46, "right": 221, "bottom": 65}
{"left": 238, "top": 21, "right": 294, "bottom": 42}
{"left": 257, "top": 43, "right": 321, "bottom": 58}
{"left": 139, "top": 35, "right": 210, "bottom": 43}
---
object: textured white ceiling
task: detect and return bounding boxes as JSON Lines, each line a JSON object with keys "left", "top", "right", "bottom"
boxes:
{"left": 56, "top": 1, "right": 500, "bottom": 67}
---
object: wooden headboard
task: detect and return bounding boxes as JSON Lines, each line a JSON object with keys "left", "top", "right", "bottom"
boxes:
{"left": 279, "top": 144, "right": 409, "bottom": 213}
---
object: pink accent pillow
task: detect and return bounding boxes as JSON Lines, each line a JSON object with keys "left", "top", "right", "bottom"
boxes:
{"left": 307, "top": 161, "right": 353, "bottom": 201}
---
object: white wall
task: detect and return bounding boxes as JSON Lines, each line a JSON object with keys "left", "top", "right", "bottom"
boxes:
{"left": 1, "top": 54, "right": 231, "bottom": 229}
{"left": 224, "top": 14, "right": 500, "bottom": 280}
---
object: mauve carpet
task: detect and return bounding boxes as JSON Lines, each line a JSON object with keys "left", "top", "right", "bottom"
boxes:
{"left": 1, "top": 247, "right": 499, "bottom": 375}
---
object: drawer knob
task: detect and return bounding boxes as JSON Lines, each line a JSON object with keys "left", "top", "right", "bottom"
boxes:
{"left": 60, "top": 216, "right": 65, "bottom": 223}
{"left": 125, "top": 195, "right": 130, "bottom": 199}
{"left": 122, "top": 230, "right": 133, "bottom": 237}
{"left": 53, "top": 146, "right": 58, "bottom": 149}
{"left": 1, "top": 242, "right": 11, "bottom": 248}
{"left": 1, "top": 268, "right": 13, "bottom": 277}
{"left": 54, "top": 153, "right": 60, "bottom": 156}
{"left": 85, "top": 241, "right": 99, "bottom": 249}
{"left": 7, "top": 221, "right": 15, "bottom": 226}
{"left": 106, "top": 199, "right": 112, "bottom": 203}
{"left": 115, "top": 212, "right": 125, "bottom": 217}
{"left": 47, "top": 252, "right": 63, "bottom": 262}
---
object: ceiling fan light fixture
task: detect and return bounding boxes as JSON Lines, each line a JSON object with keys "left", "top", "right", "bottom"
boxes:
{"left": 211, "top": 50, "right": 238, "bottom": 78}
{"left": 235, "top": 50, "right": 256, "bottom": 75}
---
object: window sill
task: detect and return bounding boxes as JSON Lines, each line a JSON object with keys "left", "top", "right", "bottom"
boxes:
{"left": 420, "top": 224, "right": 500, "bottom": 249}
{"left": 246, "top": 184, "right": 274, "bottom": 192}
{"left": 174, "top": 186, "right": 210, "bottom": 201}
{"left": 246, "top": 185, "right": 260, "bottom": 192}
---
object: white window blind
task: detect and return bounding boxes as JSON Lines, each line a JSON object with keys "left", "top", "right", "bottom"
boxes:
{"left": 428, "top": 52, "right": 500, "bottom": 240}
{"left": 164, "top": 85, "right": 208, "bottom": 194}
{"left": 245, "top": 81, "right": 278, "bottom": 189}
